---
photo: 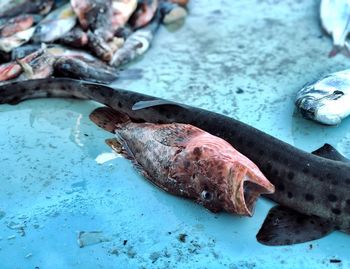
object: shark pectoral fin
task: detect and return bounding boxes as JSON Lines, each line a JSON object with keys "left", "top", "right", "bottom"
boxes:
{"left": 132, "top": 99, "right": 187, "bottom": 111}
{"left": 312, "top": 144, "right": 350, "bottom": 162}
{"left": 256, "top": 206, "right": 334, "bottom": 246}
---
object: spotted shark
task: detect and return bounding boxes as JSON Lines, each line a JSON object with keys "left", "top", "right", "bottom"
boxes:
{"left": 0, "top": 78, "right": 350, "bottom": 246}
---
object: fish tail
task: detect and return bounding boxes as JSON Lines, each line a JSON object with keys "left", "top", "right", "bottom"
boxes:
{"left": 89, "top": 107, "right": 131, "bottom": 133}
{"left": 117, "top": 68, "right": 143, "bottom": 80}
{"left": 328, "top": 43, "right": 350, "bottom": 58}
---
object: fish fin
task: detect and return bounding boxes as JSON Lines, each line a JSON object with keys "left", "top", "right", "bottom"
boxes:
{"left": 132, "top": 99, "right": 187, "bottom": 110}
{"left": 153, "top": 123, "right": 202, "bottom": 147}
{"left": 117, "top": 68, "right": 143, "bottom": 80}
{"left": 312, "top": 144, "right": 350, "bottom": 162}
{"left": 328, "top": 43, "right": 350, "bottom": 58}
{"left": 256, "top": 206, "right": 334, "bottom": 246}
{"left": 105, "top": 137, "right": 151, "bottom": 179}
{"left": 89, "top": 107, "right": 131, "bottom": 133}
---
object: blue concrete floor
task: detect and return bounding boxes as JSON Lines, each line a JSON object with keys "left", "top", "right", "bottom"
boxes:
{"left": 1, "top": 0, "right": 350, "bottom": 268}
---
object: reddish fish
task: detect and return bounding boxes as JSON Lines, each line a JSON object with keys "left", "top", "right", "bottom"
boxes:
{"left": 90, "top": 107, "right": 274, "bottom": 216}
{"left": 0, "top": 47, "right": 44, "bottom": 81}
{"left": 0, "top": 14, "right": 39, "bottom": 37}
{"left": 130, "top": 0, "right": 158, "bottom": 29}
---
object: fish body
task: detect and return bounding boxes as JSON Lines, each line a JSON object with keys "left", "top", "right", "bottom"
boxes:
{"left": 32, "top": 3, "right": 76, "bottom": 42}
{"left": 0, "top": 0, "right": 53, "bottom": 18}
{"left": 160, "top": 1, "right": 187, "bottom": 24}
{"left": 320, "top": 0, "right": 350, "bottom": 57}
{"left": 0, "top": 48, "right": 44, "bottom": 81}
{"left": 295, "top": 69, "right": 350, "bottom": 125}
{"left": 1, "top": 78, "right": 350, "bottom": 246}
{"left": 90, "top": 107, "right": 274, "bottom": 216}
{"left": 87, "top": 32, "right": 124, "bottom": 62}
{"left": 0, "top": 27, "right": 35, "bottom": 52}
{"left": 130, "top": 0, "right": 158, "bottom": 29}
{"left": 60, "top": 26, "right": 88, "bottom": 48}
{"left": 110, "top": 14, "right": 160, "bottom": 66}
{"left": 53, "top": 56, "right": 142, "bottom": 83}
{"left": 112, "top": 0, "right": 138, "bottom": 30}
{"left": 0, "top": 14, "right": 41, "bottom": 37}
{"left": 71, "top": 0, "right": 113, "bottom": 39}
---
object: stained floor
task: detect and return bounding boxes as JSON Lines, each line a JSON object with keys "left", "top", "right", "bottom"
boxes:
{"left": 1, "top": 0, "right": 350, "bottom": 268}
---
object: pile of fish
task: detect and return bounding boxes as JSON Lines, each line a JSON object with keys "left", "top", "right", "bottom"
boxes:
{"left": 0, "top": 0, "right": 189, "bottom": 84}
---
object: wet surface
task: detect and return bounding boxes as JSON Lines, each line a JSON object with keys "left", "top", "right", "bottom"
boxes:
{"left": 1, "top": 0, "right": 350, "bottom": 268}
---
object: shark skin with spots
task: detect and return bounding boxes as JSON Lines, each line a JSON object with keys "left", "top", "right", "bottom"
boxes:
{"left": 1, "top": 78, "right": 350, "bottom": 245}
{"left": 89, "top": 107, "right": 274, "bottom": 216}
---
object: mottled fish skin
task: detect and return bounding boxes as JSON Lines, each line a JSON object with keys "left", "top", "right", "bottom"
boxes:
{"left": 0, "top": 27, "right": 35, "bottom": 53}
{"left": 295, "top": 69, "right": 350, "bottom": 125}
{"left": 1, "top": 78, "right": 350, "bottom": 243}
{"left": 110, "top": 13, "right": 161, "bottom": 66}
{"left": 320, "top": 0, "right": 350, "bottom": 57}
{"left": 0, "top": 0, "right": 54, "bottom": 19}
{"left": 32, "top": 3, "right": 76, "bottom": 43}
{"left": 90, "top": 108, "right": 274, "bottom": 216}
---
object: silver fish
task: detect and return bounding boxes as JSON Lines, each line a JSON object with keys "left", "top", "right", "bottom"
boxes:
{"left": 295, "top": 69, "right": 350, "bottom": 125}
{"left": 320, "top": 0, "right": 350, "bottom": 57}
{"left": 32, "top": 3, "right": 76, "bottom": 42}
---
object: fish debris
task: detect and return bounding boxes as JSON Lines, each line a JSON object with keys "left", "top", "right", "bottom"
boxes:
{"left": 320, "top": 0, "right": 350, "bottom": 57}
{"left": 90, "top": 107, "right": 274, "bottom": 216}
{"left": 295, "top": 69, "right": 350, "bottom": 125}
{"left": 2, "top": 78, "right": 350, "bottom": 246}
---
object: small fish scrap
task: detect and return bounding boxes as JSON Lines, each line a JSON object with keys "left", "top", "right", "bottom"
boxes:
{"left": 295, "top": 69, "right": 350, "bottom": 125}
{"left": 89, "top": 107, "right": 274, "bottom": 216}
{"left": 320, "top": 0, "right": 350, "bottom": 57}
{"left": 0, "top": 0, "right": 190, "bottom": 84}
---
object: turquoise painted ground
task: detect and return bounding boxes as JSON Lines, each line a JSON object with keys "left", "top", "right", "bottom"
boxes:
{"left": 0, "top": 0, "right": 350, "bottom": 268}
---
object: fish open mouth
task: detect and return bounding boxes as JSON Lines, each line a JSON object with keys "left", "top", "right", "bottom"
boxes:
{"left": 243, "top": 181, "right": 272, "bottom": 216}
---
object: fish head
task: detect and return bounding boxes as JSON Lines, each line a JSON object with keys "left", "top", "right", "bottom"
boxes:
{"left": 296, "top": 72, "right": 350, "bottom": 125}
{"left": 170, "top": 137, "right": 274, "bottom": 216}
{"left": 37, "top": 0, "right": 54, "bottom": 15}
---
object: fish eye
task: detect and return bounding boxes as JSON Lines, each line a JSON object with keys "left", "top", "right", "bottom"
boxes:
{"left": 201, "top": 190, "right": 212, "bottom": 201}
{"left": 333, "top": 90, "right": 344, "bottom": 95}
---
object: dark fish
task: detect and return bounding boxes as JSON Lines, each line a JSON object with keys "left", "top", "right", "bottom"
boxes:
{"left": 53, "top": 56, "right": 142, "bottom": 83}
{"left": 60, "top": 26, "right": 88, "bottom": 48}
{"left": 1, "top": 78, "right": 350, "bottom": 246}
{"left": 0, "top": 0, "right": 54, "bottom": 19}
{"left": 11, "top": 44, "right": 42, "bottom": 60}
{"left": 89, "top": 107, "right": 274, "bottom": 216}
{"left": 110, "top": 11, "right": 161, "bottom": 66}
{"left": 71, "top": 0, "right": 114, "bottom": 39}
{"left": 87, "top": 31, "right": 124, "bottom": 62}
